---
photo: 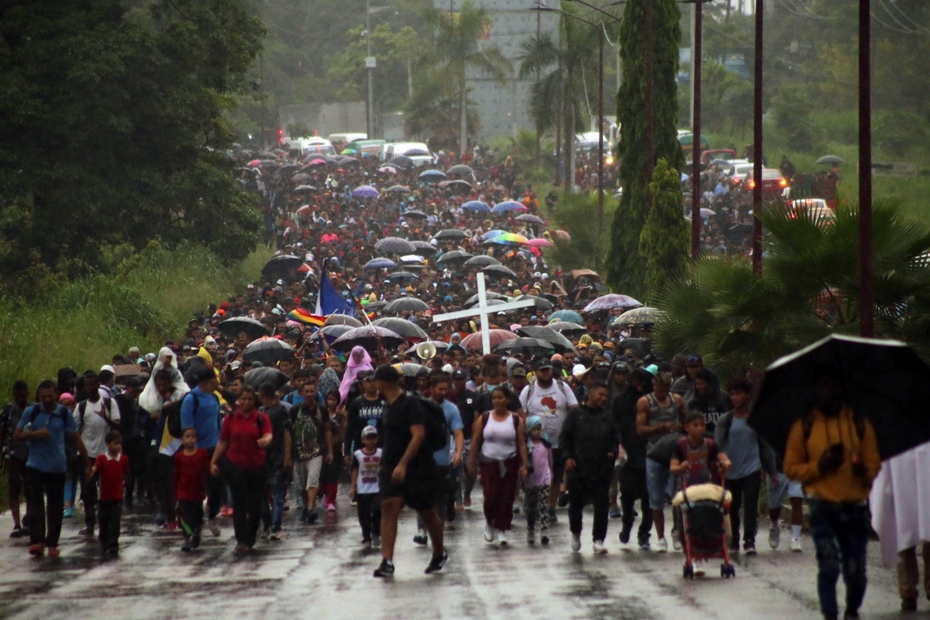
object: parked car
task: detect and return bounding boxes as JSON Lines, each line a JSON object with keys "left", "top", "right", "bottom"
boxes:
{"left": 742, "top": 168, "right": 788, "bottom": 198}
{"left": 284, "top": 137, "right": 336, "bottom": 157}
{"left": 787, "top": 198, "right": 834, "bottom": 222}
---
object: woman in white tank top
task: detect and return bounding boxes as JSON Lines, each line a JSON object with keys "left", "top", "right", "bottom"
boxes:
{"left": 468, "top": 387, "right": 528, "bottom": 546}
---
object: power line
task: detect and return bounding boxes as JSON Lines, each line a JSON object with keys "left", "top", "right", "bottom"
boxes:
{"left": 886, "top": 0, "right": 930, "bottom": 33}
{"left": 878, "top": 0, "right": 930, "bottom": 34}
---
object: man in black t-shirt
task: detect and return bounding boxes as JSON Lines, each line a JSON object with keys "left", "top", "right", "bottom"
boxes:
{"left": 343, "top": 372, "right": 388, "bottom": 464}
{"left": 372, "top": 365, "right": 447, "bottom": 578}
{"left": 449, "top": 369, "right": 477, "bottom": 509}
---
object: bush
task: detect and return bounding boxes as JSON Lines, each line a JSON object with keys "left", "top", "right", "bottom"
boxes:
{"left": 874, "top": 110, "right": 930, "bottom": 157}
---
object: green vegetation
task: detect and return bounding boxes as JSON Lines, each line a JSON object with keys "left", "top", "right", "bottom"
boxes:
{"left": 544, "top": 193, "right": 617, "bottom": 275}
{"left": 640, "top": 159, "right": 688, "bottom": 301}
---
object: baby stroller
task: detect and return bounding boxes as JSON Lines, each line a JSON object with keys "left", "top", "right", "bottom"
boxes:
{"left": 672, "top": 472, "right": 735, "bottom": 579}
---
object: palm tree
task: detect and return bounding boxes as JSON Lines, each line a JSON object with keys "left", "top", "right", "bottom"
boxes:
{"left": 655, "top": 199, "right": 930, "bottom": 378}
{"left": 425, "top": 1, "right": 511, "bottom": 157}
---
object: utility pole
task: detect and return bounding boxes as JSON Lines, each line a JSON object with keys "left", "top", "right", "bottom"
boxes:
{"left": 859, "top": 0, "right": 873, "bottom": 336}
{"left": 365, "top": 0, "right": 375, "bottom": 138}
{"left": 690, "top": 0, "right": 703, "bottom": 260}
{"left": 751, "top": 0, "right": 763, "bottom": 275}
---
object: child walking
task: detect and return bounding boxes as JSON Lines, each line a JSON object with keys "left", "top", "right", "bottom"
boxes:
{"left": 349, "top": 426, "right": 381, "bottom": 548}
{"left": 320, "top": 390, "right": 344, "bottom": 512}
{"left": 92, "top": 431, "right": 129, "bottom": 555}
{"left": 173, "top": 427, "right": 210, "bottom": 552}
{"left": 524, "top": 416, "right": 553, "bottom": 545}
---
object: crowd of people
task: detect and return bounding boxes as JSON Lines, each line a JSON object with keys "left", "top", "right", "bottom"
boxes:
{"left": 1, "top": 145, "right": 927, "bottom": 620}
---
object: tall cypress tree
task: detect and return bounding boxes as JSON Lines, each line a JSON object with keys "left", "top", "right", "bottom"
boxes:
{"left": 640, "top": 158, "right": 688, "bottom": 300}
{"left": 607, "top": 0, "right": 684, "bottom": 296}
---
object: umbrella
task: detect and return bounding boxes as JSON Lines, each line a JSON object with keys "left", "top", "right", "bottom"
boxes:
{"left": 464, "top": 291, "right": 510, "bottom": 306}
{"left": 487, "top": 233, "right": 529, "bottom": 245}
{"left": 341, "top": 148, "right": 359, "bottom": 155}
{"left": 460, "top": 329, "right": 518, "bottom": 352}
{"left": 394, "top": 362, "right": 428, "bottom": 376}
{"left": 464, "top": 255, "right": 501, "bottom": 268}
{"left": 404, "top": 341, "right": 449, "bottom": 357}
{"left": 243, "top": 337, "right": 296, "bottom": 366}
{"left": 410, "top": 240, "right": 436, "bottom": 254}
{"left": 402, "top": 210, "right": 428, "bottom": 219}
{"left": 419, "top": 169, "right": 447, "bottom": 182}
{"left": 441, "top": 180, "right": 472, "bottom": 192}
{"left": 261, "top": 254, "right": 303, "bottom": 279}
{"left": 383, "top": 297, "right": 430, "bottom": 314}
{"left": 434, "top": 229, "right": 467, "bottom": 240}
{"left": 331, "top": 326, "right": 405, "bottom": 352}
{"left": 364, "top": 258, "right": 396, "bottom": 270}
{"left": 526, "top": 238, "right": 553, "bottom": 248}
{"left": 372, "top": 317, "right": 429, "bottom": 340}
{"left": 482, "top": 265, "right": 518, "bottom": 279}
{"left": 352, "top": 185, "right": 380, "bottom": 198}
{"left": 446, "top": 164, "right": 474, "bottom": 175}
{"left": 364, "top": 300, "right": 387, "bottom": 311}
{"left": 515, "top": 214, "right": 545, "bottom": 225}
{"left": 398, "top": 254, "right": 425, "bottom": 264}
{"left": 303, "top": 158, "right": 327, "bottom": 167}
{"left": 246, "top": 159, "right": 261, "bottom": 167}
{"left": 496, "top": 337, "right": 556, "bottom": 356}
{"left": 386, "top": 271, "right": 420, "bottom": 283}
{"left": 549, "top": 310, "right": 585, "bottom": 325}
{"left": 462, "top": 200, "right": 491, "bottom": 213}
{"left": 324, "top": 314, "right": 363, "bottom": 327}
{"left": 482, "top": 230, "right": 507, "bottom": 239}
{"left": 547, "top": 320, "right": 589, "bottom": 336}
{"left": 243, "top": 367, "right": 289, "bottom": 390}
{"left": 389, "top": 155, "right": 415, "bottom": 167}
{"left": 582, "top": 294, "right": 642, "bottom": 313}
{"left": 291, "top": 173, "right": 311, "bottom": 182}
{"left": 491, "top": 200, "right": 527, "bottom": 214}
{"left": 750, "top": 334, "right": 930, "bottom": 460}
{"left": 375, "top": 237, "right": 417, "bottom": 255}
{"left": 436, "top": 250, "right": 473, "bottom": 264}
{"left": 611, "top": 307, "right": 665, "bottom": 327}
{"left": 516, "top": 326, "right": 576, "bottom": 353}
{"left": 684, "top": 208, "right": 717, "bottom": 220}
{"left": 293, "top": 185, "right": 316, "bottom": 194}
{"left": 815, "top": 155, "right": 844, "bottom": 165}
{"left": 217, "top": 317, "right": 270, "bottom": 339}
{"left": 512, "top": 294, "right": 554, "bottom": 311}
{"left": 316, "top": 324, "right": 354, "bottom": 340}
{"left": 276, "top": 164, "right": 299, "bottom": 176}
{"left": 378, "top": 165, "right": 398, "bottom": 175}
{"left": 339, "top": 156, "right": 359, "bottom": 165}
{"left": 385, "top": 185, "right": 411, "bottom": 194}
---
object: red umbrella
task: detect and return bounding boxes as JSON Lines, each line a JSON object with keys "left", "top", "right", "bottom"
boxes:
{"left": 461, "top": 329, "right": 518, "bottom": 352}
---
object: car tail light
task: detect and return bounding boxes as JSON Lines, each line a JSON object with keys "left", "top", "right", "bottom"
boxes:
{"left": 748, "top": 180, "right": 756, "bottom": 189}
{"left": 779, "top": 178, "right": 788, "bottom": 187}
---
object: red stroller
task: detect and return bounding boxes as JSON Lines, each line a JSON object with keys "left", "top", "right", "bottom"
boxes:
{"left": 673, "top": 470, "right": 735, "bottom": 579}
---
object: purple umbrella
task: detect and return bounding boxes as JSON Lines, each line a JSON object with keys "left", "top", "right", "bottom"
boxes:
{"left": 491, "top": 200, "right": 527, "bottom": 214}
{"left": 352, "top": 185, "right": 380, "bottom": 198}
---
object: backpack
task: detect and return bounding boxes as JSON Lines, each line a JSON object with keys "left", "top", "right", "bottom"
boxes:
{"left": 77, "top": 397, "right": 118, "bottom": 433}
{"left": 523, "top": 378, "right": 571, "bottom": 410}
{"left": 165, "top": 392, "right": 199, "bottom": 439}
{"left": 412, "top": 394, "right": 448, "bottom": 453}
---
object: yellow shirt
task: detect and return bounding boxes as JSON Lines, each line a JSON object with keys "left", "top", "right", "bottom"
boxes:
{"left": 783, "top": 405, "right": 881, "bottom": 504}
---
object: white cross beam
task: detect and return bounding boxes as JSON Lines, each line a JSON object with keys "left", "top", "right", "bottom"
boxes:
{"left": 431, "top": 272, "right": 536, "bottom": 354}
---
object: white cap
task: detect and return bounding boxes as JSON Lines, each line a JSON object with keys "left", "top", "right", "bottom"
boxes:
{"left": 442, "top": 364, "right": 454, "bottom": 374}
{"left": 572, "top": 364, "right": 589, "bottom": 379}
{"left": 100, "top": 365, "right": 115, "bottom": 374}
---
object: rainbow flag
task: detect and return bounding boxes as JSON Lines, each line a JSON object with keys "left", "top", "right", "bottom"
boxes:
{"left": 287, "top": 308, "right": 325, "bottom": 327}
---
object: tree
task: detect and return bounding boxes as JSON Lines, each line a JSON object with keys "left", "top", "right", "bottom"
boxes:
{"left": 424, "top": 0, "right": 511, "bottom": 156}
{"left": 639, "top": 159, "right": 688, "bottom": 300}
{"left": 0, "top": 0, "right": 264, "bottom": 277}
{"left": 544, "top": 193, "right": 617, "bottom": 275}
{"left": 607, "top": 0, "right": 683, "bottom": 297}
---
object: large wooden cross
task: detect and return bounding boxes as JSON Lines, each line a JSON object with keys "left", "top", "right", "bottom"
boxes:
{"left": 431, "top": 272, "right": 536, "bottom": 354}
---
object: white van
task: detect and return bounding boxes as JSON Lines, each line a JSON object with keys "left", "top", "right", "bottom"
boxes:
{"left": 382, "top": 142, "right": 432, "bottom": 166}
{"left": 284, "top": 137, "right": 336, "bottom": 157}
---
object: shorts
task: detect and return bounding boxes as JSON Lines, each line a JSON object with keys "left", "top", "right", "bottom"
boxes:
{"left": 293, "top": 456, "right": 323, "bottom": 491}
{"left": 550, "top": 447, "right": 565, "bottom": 488}
{"left": 378, "top": 465, "right": 439, "bottom": 512}
{"left": 646, "top": 458, "right": 671, "bottom": 511}
{"left": 768, "top": 472, "right": 804, "bottom": 510}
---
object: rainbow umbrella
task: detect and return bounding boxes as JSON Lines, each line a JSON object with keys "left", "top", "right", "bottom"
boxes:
{"left": 488, "top": 232, "right": 529, "bottom": 245}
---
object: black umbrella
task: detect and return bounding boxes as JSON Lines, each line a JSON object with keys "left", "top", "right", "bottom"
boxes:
{"left": 444, "top": 180, "right": 473, "bottom": 192}
{"left": 314, "top": 324, "right": 354, "bottom": 340}
{"left": 547, "top": 320, "right": 589, "bottom": 336}
{"left": 243, "top": 338, "right": 296, "bottom": 366}
{"left": 496, "top": 337, "right": 555, "bottom": 356}
{"left": 403, "top": 210, "right": 428, "bottom": 219}
{"left": 482, "top": 264, "right": 518, "bottom": 279}
{"left": 434, "top": 229, "right": 467, "bottom": 240}
{"left": 339, "top": 156, "right": 359, "bottom": 165}
{"left": 464, "top": 255, "right": 501, "bottom": 268}
{"left": 292, "top": 185, "right": 316, "bottom": 194}
{"left": 411, "top": 240, "right": 436, "bottom": 254}
{"left": 512, "top": 294, "right": 554, "bottom": 311}
{"left": 217, "top": 317, "right": 270, "bottom": 340}
{"left": 276, "top": 164, "right": 299, "bottom": 176}
{"left": 419, "top": 169, "right": 446, "bottom": 182}
{"left": 385, "top": 185, "right": 411, "bottom": 194}
{"left": 372, "top": 317, "right": 429, "bottom": 340}
{"left": 243, "top": 367, "right": 289, "bottom": 390}
{"left": 464, "top": 291, "right": 510, "bottom": 306}
{"left": 331, "top": 326, "right": 405, "bottom": 352}
{"left": 375, "top": 237, "right": 417, "bottom": 255}
{"left": 446, "top": 164, "right": 474, "bottom": 176}
{"left": 516, "top": 326, "right": 576, "bottom": 353}
{"left": 365, "top": 300, "right": 387, "bottom": 311}
{"left": 516, "top": 214, "right": 545, "bottom": 225}
{"left": 384, "top": 297, "right": 430, "bottom": 314}
{"left": 436, "top": 250, "right": 473, "bottom": 264}
{"left": 750, "top": 334, "right": 930, "bottom": 460}
{"left": 261, "top": 254, "right": 303, "bottom": 279}
{"left": 323, "top": 314, "right": 363, "bottom": 327}
{"left": 386, "top": 271, "right": 420, "bottom": 284}
{"left": 389, "top": 155, "right": 415, "bottom": 167}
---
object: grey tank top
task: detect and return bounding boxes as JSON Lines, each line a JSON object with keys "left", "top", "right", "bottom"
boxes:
{"left": 646, "top": 393, "right": 680, "bottom": 448}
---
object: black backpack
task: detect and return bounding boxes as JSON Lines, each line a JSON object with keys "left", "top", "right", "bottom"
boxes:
{"left": 164, "top": 392, "right": 199, "bottom": 439}
{"left": 412, "top": 394, "right": 448, "bottom": 453}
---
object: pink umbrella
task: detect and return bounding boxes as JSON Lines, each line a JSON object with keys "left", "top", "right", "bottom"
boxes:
{"left": 527, "top": 238, "right": 553, "bottom": 247}
{"left": 379, "top": 165, "right": 398, "bottom": 174}
{"left": 461, "top": 329, "right": 518, "bottom": 352}
{"left": 297, "top": 205, "right": 312, "bottom": 215}
{"left": 247, "top": 159, "right": 261, "bottom": 167}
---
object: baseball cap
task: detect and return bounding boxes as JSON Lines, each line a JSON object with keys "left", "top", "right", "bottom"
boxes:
{"left": 361, "top": 425, "right": 378, "bottom": 438}
{"left": 535, "top": 358, "right": 553, "bottom": 370}
{"left": 612, "top": 361, "right": 631, "bottom": 373}
{"left": 452, "top": 369, "right": 468, "bottom": 380}
{"left": 511, "top": 366, "right": 527, "bottom": 378}
{"left": 359, "top": 370, "right": 376, "bottom": 381}
{"left": 100, "top": 365, "right": 115, "bottom": 374}
{"left": 572, "top": 364, "right": 590, "bottom": 379}
{"left": 685, "top": 354, "right": 703, "bottom": 366}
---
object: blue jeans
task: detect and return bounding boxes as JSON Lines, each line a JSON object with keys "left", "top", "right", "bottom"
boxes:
{"left": 646, "top": 459, "right": 671, "bottom": 511}
{"left": 809, "top": 500, "right": 870, "bottom": 616}
{"left": 261, "top": 469, "right": 286, "bottom": 532}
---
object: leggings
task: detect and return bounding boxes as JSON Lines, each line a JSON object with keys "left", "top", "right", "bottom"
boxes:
{"left": 355, "top": 493, "right": 381, "bottom": 541}
{"left": 524, "top": 484, "right": 550, "bottom": 532}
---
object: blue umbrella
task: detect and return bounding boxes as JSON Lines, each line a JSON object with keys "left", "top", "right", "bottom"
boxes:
{"left": 548, "top": 310, "right": 584, "bottom": 325}
{"left": 352, "top": 185, "right": 380, "bottom": 198}
{"left": 419, "top": 169, "right": 446, "bottom": 183}
{"left": 364, "top": 258, "right": 396, "bottom": 270}
{"left": 462, "top": 200, "right": 491, "bottom": 212}
{"left": 491, "top": 200, "right": 527, "bottom": 214}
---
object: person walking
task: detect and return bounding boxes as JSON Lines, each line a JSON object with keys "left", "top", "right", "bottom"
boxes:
{"left": 91, "top": 431, "right": 129, "bottom": 555}
{"left": 350, "top": 426, "right": 382, "bottom": 548}
{"left": 616, "top": 368, "right": 654, "bottom": 550}
{"left": 523, "top": 416, "right": 552, "bottom": 545}
{"left": 1, "top": 381, "right": 32, "bottom": 538}
{"left": 560, "top": 383, "right": 620, "bottom": 554}
{"left": 469, "top": 386, "right": 528, "bottom": 547}
{"left": 76, "top": 372, "right": 120, "bottom": 537}
{"left": 784, "top": 366, "right": 881, "bottom": 620}
{"left": 181, "top": 368, "right": 223, "bottom": 536}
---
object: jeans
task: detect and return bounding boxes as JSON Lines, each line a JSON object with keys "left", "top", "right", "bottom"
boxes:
{"left": 205, "top": 447, "right": 224, "bottom": 520}
{"left": 726, "top": 472, "right": 761, "bottom": 545}
{"left": 809, "top": 500, "right": 870, "bottom": 616}
{"left": 98, "top": 500, "right": 121, "bottom": 550}
{"left": 567, "top": 476, "right": 610, "bottom": 542}
{"left": 25, "top": 468, "right": 65, "bottom": 547}
{"left": 356, "top": 492, "right": 381, "bottom": 541}
{"left": 225, "top": 461, "right": 266, "bottom": 547}
{"left": 261, "top": 469, "right": 286, "bottom": 532}
{"left": 620, "top": 467, "right": 653, "bottom": 543}
{"left": 645, "top": 458, "right": 670, "bottom": 511}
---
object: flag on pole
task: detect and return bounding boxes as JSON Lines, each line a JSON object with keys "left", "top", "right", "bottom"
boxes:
{"left": 315, "top": 261, "right": 355, "bottom": 317}
{"left": 287, "top": 308, "right": 325, "bottom": 327}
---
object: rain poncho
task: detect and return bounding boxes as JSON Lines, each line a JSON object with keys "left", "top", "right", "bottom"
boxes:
{"left": 318, "top": 367, "right": 341, "bottom": 405}
{"left": 339, "top": 346, "right": 373, "bottom": 404}
{"left": 139, "top": 347, "right": 190, "bottom": 415}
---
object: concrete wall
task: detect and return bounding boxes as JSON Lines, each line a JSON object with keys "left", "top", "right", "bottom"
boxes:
{"left": 278, "top": 103, "right": 367, "bottom": 138}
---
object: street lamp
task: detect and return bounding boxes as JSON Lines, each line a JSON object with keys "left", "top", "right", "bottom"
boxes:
{"left": 365, "top": 3, "right": 394, "bottom": 139}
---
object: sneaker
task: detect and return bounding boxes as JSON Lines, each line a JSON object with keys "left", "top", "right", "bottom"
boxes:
{"left": 619, "top": 528, "right": 631, "bottom": 545}
{"left": 484, "top": 523, "right": 495, "bottom": 543}
{"left": 299, "top": 509, "right": 310, "bottom": 523}
{"left": 221, "top": 506, "right": 233, "bottom": 518}
{"left": 527, "top": 529, "right": 536, "bottom": 545}
{"left": 638, "top": 540, "right": 651, "bottom": 551}
{"left": 191, "top": 535, "right": 201, "bottom": 549}
{"left": 655, "top": 537, "right": 668, "bottom": 553}
{"left": 672, "top": 536, "right": 682, "bottom": 552}
{"left": 769, "top": 525, "right": 781, "bottom": 549}
{"left": 78, "top": 526, "right": 94, "bottom": 536}
{"left": 609, "top": 509, "right": 622, "bottom": 519}
{"left": 10, "top": 526, "right": 23, "bottom": 538}
{"left": 362, "top": 539, "right": 372, "bottom": 549}
{"left": 570, "top": 533, "right": 581, "bottom": 552}
{"left": 791, "top": 537, "right": 802, "bottom": 552}
{"left": 424, "top": 550, "right": 448, "bottom": 574}
{"left": 63, "top": 507, "right": 75, "bottom": 519}
{"left": 540, "top": 534, "right": 550, "bottom": 545}
{"left": 28, "top": 543, "right": 45, "bottom": 557}
{"left": 548, "top": 508, "right": 558, "bottom": 523}
{"left": 413, "top": 530, "right": 428, "bottom": 546}
{"left": 372, "top": 535, "right": 381, "bottom": 547}
{"left": 495, "top": 531, "right": 507, "bottom": 546}
{"left": 234, "top": 545, "right": 249, "bottom": 554}
{"left": 744, "top": 541, "right": 757, "bottom": 555}
{"left": 269, "top": 531, "right": 281, "bottom": 542}
{"left": 593, "top": 540, "right": 608, "bottom": 555}
{"left": 47, "top": 547, "right": 60, "bottom": 558}
{"left": 327, "top": 502, "right": 336, "bottom": 513}
{"left": 155, "top": 512, "right": 167, "bottom": 527}
{"left": 207, "top": 519, "right": 221, "bottom": 537}
{"left": 373, "top": 559, "right": 395, "bottom": 578}
{"left": 260, "top": 527, "right": 270, "bottom": 540}
{"left": 306, "top": 510, "right": 319, "bottom": 524}
{"left": 181, "top": 541, "right": 193, "bottom": 552}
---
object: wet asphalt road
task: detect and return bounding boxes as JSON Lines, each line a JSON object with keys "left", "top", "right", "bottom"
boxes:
{"left": 0, "top": 490, "right": 926, "bottom": 620}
